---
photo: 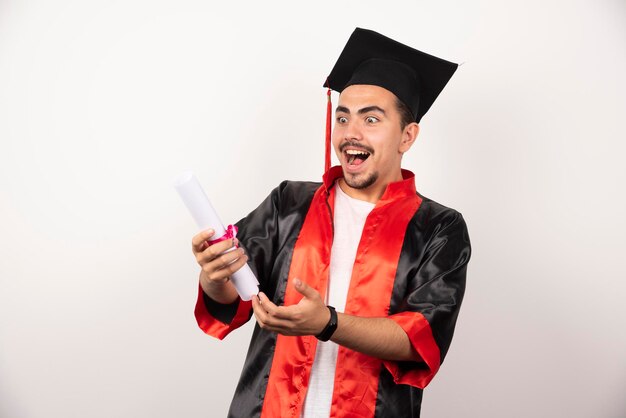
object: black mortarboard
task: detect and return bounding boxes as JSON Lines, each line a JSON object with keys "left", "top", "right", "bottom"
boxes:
{"left": 321, "top": 28, "right": 458, "bottom": 173}
{"left": 325, "top": 28, "right": 458, "bottom": 124}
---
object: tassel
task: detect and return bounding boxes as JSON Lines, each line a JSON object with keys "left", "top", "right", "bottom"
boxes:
{"left": 325, "top": 86, "right": 332, "bottom": 173}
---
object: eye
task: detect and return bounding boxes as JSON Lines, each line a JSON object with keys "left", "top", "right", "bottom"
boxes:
{"left": 365, "top": 116, "right": 379, "bottom": 123}
{"left": 336, "top": 116, "right": 348, "bottom": 124}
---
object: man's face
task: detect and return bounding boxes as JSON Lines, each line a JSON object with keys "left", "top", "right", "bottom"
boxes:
{"left": 332, "top": 84, "right": 414, "bottom": 196}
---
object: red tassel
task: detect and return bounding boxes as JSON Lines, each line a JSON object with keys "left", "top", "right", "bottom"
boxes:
{"left": 325, "top": 87, "right": 332, "bottom": 173}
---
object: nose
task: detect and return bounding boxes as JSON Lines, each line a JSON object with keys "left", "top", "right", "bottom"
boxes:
{"left": 343, "top": 119, "right": 362, "bottom": 142}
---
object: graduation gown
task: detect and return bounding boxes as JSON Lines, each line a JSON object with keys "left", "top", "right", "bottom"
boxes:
{"left": 195, "top": 167, "right": 471, "bottom": 418}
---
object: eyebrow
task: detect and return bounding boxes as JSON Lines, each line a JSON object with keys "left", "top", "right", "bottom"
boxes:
{"left": 335, "top": 105, "right": 386, "bottom": 115}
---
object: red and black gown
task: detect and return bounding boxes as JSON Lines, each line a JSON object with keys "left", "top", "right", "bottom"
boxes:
{"left": 195, "top": 167, "right": 471, "bottom": 418}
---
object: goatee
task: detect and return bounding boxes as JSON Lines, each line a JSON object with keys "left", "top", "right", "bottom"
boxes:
{"left": 343, "top": 171, "right": 378, "bottom": 189}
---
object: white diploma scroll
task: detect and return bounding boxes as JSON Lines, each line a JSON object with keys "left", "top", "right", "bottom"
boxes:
{"left": 174, "top": 171, "right": 259, "bottom": 301}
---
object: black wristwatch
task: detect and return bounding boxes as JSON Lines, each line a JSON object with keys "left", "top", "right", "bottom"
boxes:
{"left": 315, "top": 305, "right": 338, "bottom": 342}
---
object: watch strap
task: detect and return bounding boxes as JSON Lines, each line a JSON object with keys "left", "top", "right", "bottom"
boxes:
{"left": 315, "top": 305, "right": 338, "bottom": 342}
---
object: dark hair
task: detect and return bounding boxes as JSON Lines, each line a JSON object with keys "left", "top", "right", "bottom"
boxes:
{"left": 395, "top": 98, "right": 416, "bottom": 130}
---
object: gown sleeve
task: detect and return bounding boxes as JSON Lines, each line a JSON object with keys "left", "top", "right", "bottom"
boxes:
{"left": 384, "top": 210, "right": 471, "bottom": 388}
{"left": 194, "top": 182, "right": 287, "bottom": 340}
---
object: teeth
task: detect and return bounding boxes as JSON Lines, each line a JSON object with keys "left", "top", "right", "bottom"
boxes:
{"left": 345, "top": 150, "right": 369, "bottom": 156}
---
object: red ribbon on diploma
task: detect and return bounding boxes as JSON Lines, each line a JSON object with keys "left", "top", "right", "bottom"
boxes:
{"left": 207, "top": 224, "right": 239, "bottom": 247}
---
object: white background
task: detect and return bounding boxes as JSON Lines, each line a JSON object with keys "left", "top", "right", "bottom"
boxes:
{"left": 1, "top": 1, "right": 625, "bottom": 417}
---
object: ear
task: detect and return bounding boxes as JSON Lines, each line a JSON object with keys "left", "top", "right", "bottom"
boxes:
{"left": 399, "top": 122, "right": 419, "bottom": 153}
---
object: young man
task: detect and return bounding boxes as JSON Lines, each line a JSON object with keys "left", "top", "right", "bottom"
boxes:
{"left": 191, "top": 28, "right": 471, "bottom": 418}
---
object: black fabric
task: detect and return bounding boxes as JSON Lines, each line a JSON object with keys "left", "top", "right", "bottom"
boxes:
{"left": 325, "top": 27, "right": 458, "bottom": 123}
{"left": 203, "top": 292, "right": 239, "bottom": 324}
{"left": 375, "top": 197, "right": 470, "bottom": 417}
{"left": 389, "top": 196, "right": 471, "bottom": 362}
{"left": 205, "top": 181, "right": 470, "bottom": 418}
{"left": 225, "top": 180, "right": 319, "bottom": 418}
{"left": 375, "top": 366, "right": 424, "bottom": 418}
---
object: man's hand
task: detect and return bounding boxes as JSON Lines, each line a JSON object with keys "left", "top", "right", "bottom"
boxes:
{"left": 192, "top": 229, "right": 246, "bottom": 304}
{"left": 251, "top": 279, "right": 330, "bottom": 336}
{"left": 252, "top": 277, "right": 420, "bottom": 361}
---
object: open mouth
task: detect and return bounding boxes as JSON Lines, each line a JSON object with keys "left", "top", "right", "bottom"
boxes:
{"left": 345, "top": 149, "right": 371, "bottom": 166}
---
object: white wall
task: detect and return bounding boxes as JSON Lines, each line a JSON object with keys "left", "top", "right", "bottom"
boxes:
{"left": 1, "top": 1, "right": 624, "bottom": 417}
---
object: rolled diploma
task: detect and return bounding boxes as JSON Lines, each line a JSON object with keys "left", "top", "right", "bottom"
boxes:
{"left": 174, "top": 171, "right": 259, "bottom": 301}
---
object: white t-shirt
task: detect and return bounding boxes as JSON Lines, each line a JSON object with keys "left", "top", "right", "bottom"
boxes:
{"left": 301, "top": 183, "right": 375, "bottom": 418}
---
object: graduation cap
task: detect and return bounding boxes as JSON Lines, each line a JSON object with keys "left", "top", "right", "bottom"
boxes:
{"left": 322, "top": 28, "right": 458, "bottom": 172}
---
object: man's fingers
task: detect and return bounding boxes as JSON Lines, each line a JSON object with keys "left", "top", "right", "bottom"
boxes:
{"left": 191, "top": 229, "right": 215, "bottom": 253}
{"left": 218, "top": 252, "right": 249, "bottom": 276}
{"left": 293, "top": 278, "right": 318, "bottom": 300}
{"left": 196, "top": 239, "right": 237, "bottom": 264}
{"left": 257, "top": 292, "right": 294, "bottom": 320}
{"left": 201, "top": 258, "right": 247, "bottom": 284}
{"left": 202, "top": 249, "right": 248, "bottom": 277}
{"left": 252, "top": 296, "right": 271, "bottom": 326}
{"left": 257, "top": 292, "right": 276, "bottom": 309}
{"left": 252, "top": 296, "right": 295, "bottom": 332}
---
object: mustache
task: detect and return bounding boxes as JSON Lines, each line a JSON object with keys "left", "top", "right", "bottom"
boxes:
{"left": 338, "top": 141, "right": 374, "bottom": 154}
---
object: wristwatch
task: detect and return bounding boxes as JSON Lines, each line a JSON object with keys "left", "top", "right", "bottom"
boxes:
{"left": 315, "top": 305, "right": 338, "bottom": 342}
